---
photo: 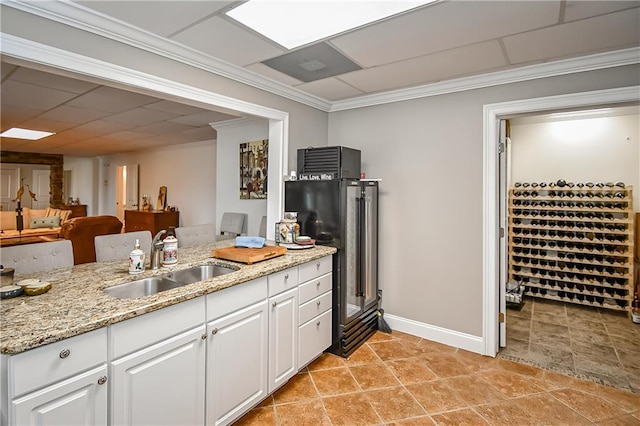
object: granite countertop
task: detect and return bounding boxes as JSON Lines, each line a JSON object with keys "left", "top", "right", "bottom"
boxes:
{"left": 0, "top": 241, "right": 336, "bottom": 355}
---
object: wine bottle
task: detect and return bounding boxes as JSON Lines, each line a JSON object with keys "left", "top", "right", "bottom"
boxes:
{"left": 631, "top": 292, "right": 640, "bottom": 324}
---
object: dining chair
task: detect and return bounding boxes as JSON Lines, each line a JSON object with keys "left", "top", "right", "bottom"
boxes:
{"left": 1, "top": 240, "right": 74, "bottom": 275}
{"left": 258, "top": 215, "right": 267, "bottom": 238}
{"left": 94, "top": 231, "right": 152, "bottom": 262}
{"left": 218, "top": 213, "right": 246, "bottom": 241}
{"left": 175, "top": 224, "right": 216, "bottom": 247}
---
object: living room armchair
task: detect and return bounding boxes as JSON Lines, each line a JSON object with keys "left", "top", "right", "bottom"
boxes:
{"left": 59, "top": 216, "right": 123, "bottom": 264}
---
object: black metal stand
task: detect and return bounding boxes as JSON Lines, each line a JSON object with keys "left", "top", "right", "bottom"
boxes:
{"left": 15, "top": 201, "right": 23, "bottom": 236}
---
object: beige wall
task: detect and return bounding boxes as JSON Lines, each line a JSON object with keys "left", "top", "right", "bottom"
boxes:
{"left": 328, "top": 65, "right": 640, "bottom": 336}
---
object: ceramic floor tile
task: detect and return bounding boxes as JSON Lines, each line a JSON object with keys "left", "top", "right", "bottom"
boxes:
{"left": 322, "top": 392, "right": 381, "bottom": 426}
{"left": 528, "top": 342, "right": 575, "bottom": 371}
{"left": 516, "top": 393, "right": 592, "bottom": 425}
{"left": 478, "top": 369, "right": 546, "bottom": 397}
{"left": 345, "top": 344, "right": 381, "bottom": 366}
{"left": 500, "top": 337, "right": 531, "bottom": 360}
{"left": 364, "top": 386, "right": 427, "bottom": 422}
{"left": 275, "top": 398, "right": 331, "bottom": 426}
{"left": 385, "top": 357, "right": 437, "bottom": 385}
{"left": 568, "top": 316, "right": 609, "bottom": 333}
{"left": 587, "top": 383, "right": 640, "bottom": 413}
{"left": 233, "top": 406, "right": 276, "bottom": 425}
{"left": 421, "top": 353, "right": 471, "bottom": 378}
{"left": 550, "top": 388, "right": 628, "bottom": 422}
{"left": 530, "top": 327, "right": 572, "bottom": 348}
{"left": 310, "top": 367, "right": 361, "bottom": 396}
{"left": 429, "top": 408, "right": 490, "bottom": 426}
{"left": 497, "top": 358, "right": 545, "bottom": 379}
{"left": 595, "top": 413, "right": 640, "bottom": 425}
{"left": 405, "top": 381, "right": 468, "bottom": 414}
{"left": 349, "top": 362, "right": 400, "bottom": 390}
{"left": 273, "top": 372, "right": 319, "bottom": 404}
{"left": 533, "top": 309, "right": 568, "bottom": 326}
{"left": 569, "top": 325, "right": 613, "bottom": 346}
{"left": 505, "top": 324, "right": 530, "bottom": 342}
{"left": 611, "top": 334, "right": 640, "bottom": 353}
{"left": 454, "top": 349, "right": 499, "bottom": 373}
{"left": 573, "top": 368, "right": 632, "bottom": 392}
{"left": 307, "top": 353, "right": 347, "bottom": 371}
{"left": 369, "top": 340, "right": 419, "bottom": 361}
{"left": 442, "top": 375, "right": 508, "bottom": 406}
{"left": 506, "top": 315, "right": 531, "bottom": 329}
{"left": 531, "top": 319, "right": 570, "bottom": 335}
{"left": 617, "top": 349, "right": 640, "bottom": 369}
{"left": 416, "top": 339, "right": 457, "bottom": 355}
{"left": 367, "top": 331, "right": 395, "bottom": 343}
{"left": 392, "top": 331, "right": 423, "bottom": 344}
{"left": 473, "top": 399, "right": 539, "bottom": 425}
{"left": 533, "top": 299, "right": 567, "bottom": 314}
{"left": 385, "top": 416, "right": 436, "bottom": 425}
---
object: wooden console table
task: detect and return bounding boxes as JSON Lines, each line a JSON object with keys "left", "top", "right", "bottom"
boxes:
{"left": 124, "top": 210, "right": 179, "bottom": 236}
{"left": 62, "top": 204, "right": 88, "bottom": 219}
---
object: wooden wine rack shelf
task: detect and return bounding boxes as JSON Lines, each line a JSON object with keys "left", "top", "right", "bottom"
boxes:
{"left": 508, "top": 184, "right": 635, "bottom": 313}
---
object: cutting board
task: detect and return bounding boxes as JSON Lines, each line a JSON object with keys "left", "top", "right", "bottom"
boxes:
{"left": 212, "top": 245, "right": 287, "bottom": 264}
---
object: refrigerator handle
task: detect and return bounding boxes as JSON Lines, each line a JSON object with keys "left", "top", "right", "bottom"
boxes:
{"left": 356, "top": 193, "right": 366, "bottom": 297}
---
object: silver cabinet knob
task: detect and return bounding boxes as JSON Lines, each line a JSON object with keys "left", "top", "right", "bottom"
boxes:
{"left": 272, "top": 301, "right": 277, "bottom": 308}
{"left": 97, "top": 376, "right": 108, "bottom": 385}
{"left": 284, "top": 273, "right": 289, "bottom": 280}
{"left": 316, "top": 282, "right": 321, "bottom": 287}
{"left": 317, "top": 301, "right": 321, "bottom": 307}
{"left": 201, "top": 334, "right": 207, "bottom": 340}
{"left": 211, "top": 328, "right": 219, "bottom": 335}
{"left": 316, "top": 262, "right": 321, "bottom": 269}
{"left": 59, "top": 349, "right": 70, "bottom": 359}
{"left": 316, "top": 320, "right": 321, "bottom": 326}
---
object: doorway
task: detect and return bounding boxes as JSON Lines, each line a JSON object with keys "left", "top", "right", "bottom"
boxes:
{"left": 484, "top": 89, "right": 640, "bottom": 393}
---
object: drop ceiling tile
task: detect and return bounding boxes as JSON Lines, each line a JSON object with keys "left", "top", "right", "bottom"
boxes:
{"left": 143, "top": 100, "right": 209, "bottom": 115}
{"left": 1, "top": 80, "right": 78, "bottom": 110}
{"left": 245, "top": 63, "right": 303, "bottom": 86}
{"left": 1, "top": 63, "right": 17, "bottom": 80}
{"left": 331, "top": 0, "right": 561, "bottom": 67}
{"left": 503, "top": 8, "right": 640, "bottom": 64}
{"left": 75, "top": 1, "right": 233, "bottom": 37}
{"left": 170, "top": 110, "right": 238, "bottom": 126}
{"left": 104, "top": 107, "right": 180, "bottom": 125}
{"left": 295, "top": 78, "right": 364, "bottom": 101}
{"left": 340, "top": 40, "right": 507, "bottom": 93}
{"left": 20, "top": 117, "right": 78, "bottom": 133}
{"left": 564, "top": 1, "right": 638, "bottom": 22}
{"left": 73, "top": 119, "right": 137, "bottom": 136}
{"left": 134, "top": 121, "right": 196, "bottom": 136}
{"left": 180, "top": 126, "right": 217, "bottom": 141}
{"left": 171, "top": 16, "right": 285, "bottom": 66}
{"left": 10, "top": 67, "right": 99, "bottom": 94}
{"left": 67, "top": 86, "right": 158, "bottom": 113}
{"left": 108, "top": 130, "right": 155, "bottom": 142}
{"left": 0, "top": 106, "right": 42, "bottom": 131}
{"left": 39, "top": 105, "right": 112, "bottom": 124}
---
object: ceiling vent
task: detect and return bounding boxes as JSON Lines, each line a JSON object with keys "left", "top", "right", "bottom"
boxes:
{"left": 262, "top": 43, "right": 361, "bottom": 83}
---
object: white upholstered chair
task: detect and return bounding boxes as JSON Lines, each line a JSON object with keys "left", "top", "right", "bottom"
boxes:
{"left": 218, "top": 213, "right": 246, "bottom": 241}
{"left": 94, "top": 231, "right": 152, "bottom": 262}
{"left": 1, "top": 240, "right": 74, "bottom": 275}
{"left": 175, "top": 224, "right": 216, "bottom": 247}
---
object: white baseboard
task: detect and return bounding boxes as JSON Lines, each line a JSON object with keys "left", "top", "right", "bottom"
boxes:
{"left": 384, "top": 314, "right": 486, "bottom": 356}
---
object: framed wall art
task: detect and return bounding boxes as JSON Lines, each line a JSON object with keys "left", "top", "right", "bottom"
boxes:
{"left": 240, "top": 139, "right": 268, "bottom": 199}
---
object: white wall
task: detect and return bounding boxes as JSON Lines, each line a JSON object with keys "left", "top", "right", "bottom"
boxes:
{"left": 63, "top": 156, "right": 99, "bottom": 215}
{"left": 328, "top": 65, "right": 640, "bottom": 338}
{"left": 100, "top": 140, "right": 217, "bottom": 227}
{"left": 510, "top": 113, "right": 640, "bottom": 211}
{"left": 215, "top": 119, "right": 269, "bottom": 236}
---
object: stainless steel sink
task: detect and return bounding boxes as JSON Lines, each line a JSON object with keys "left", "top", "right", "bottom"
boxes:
{"left": 103, "top": 265, "right": 236, "bottom": 299}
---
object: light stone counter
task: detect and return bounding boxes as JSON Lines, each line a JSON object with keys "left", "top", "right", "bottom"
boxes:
{"left": 0, "top": 241, "right": 336, "bottom": 355}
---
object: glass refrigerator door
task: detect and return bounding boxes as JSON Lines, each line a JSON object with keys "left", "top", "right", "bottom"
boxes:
{"left": 344, "top": 183, "right": 363, "bottom": 322}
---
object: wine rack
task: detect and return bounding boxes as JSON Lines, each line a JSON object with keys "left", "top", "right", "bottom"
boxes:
{"left": 508, "top": 183, "right": 635, "bottom": 313}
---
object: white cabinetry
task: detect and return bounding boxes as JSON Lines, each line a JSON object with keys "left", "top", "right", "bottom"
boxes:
{"left": 206, "top": 277, "right": 268, "bottom": 426}
{"left": 268, "top": 267, "right": 299, "bottom": 393}
{"left": 109, "top": 297, "right": 206, "bottom": 426}
{"left": 298, "top": 256, "right": 333, "bottom": 368}
{"left": 6, "top": 328, "right": 108, "bottom": 426}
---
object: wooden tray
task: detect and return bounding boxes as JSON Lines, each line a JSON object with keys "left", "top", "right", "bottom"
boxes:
{"left": 212, "top": 245, "right": 287, "bottom": 264}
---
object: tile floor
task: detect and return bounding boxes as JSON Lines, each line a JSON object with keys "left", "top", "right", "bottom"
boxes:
{"left": 501, "top": 296, "right": 640, "bottom": 394}
{"left": 234, "top": 330, "right": 640, "bottom": 425}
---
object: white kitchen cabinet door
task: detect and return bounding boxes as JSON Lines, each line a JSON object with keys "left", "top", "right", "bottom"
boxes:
{"left": 11, "top": 364, "right": 108, "bottom": 426}
{"left": 110, "top": 325, "right": 206, "bottom": 426}
{"left": 268, "top": 287, "right": 298, "bottom": 393}
{"left": 207, "top": 300, "right": 268, "bottom": 426}
{"left": 298, "top": 309, "right": 333, "bottom": 368}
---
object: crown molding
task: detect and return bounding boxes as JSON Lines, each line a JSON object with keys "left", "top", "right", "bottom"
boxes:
{"left": 210, "top": 118, "right": 264, "bottom": 131}
{"left": 330, "top": 47, "right": 640, "bottom": 111}
{"left": 4, "top": 0, "right": 639, "bottom": 114}
{"left": 2, "top": 0, "right": 333, "bottom": 112}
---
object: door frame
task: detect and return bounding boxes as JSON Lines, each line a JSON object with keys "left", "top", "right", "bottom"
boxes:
{"left": 482, "top": 85, "right": 640, "bottom": 356}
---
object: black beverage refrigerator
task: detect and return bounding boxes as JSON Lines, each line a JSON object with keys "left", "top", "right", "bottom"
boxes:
{"left": 285, "top": 178, "right": 379, "bottom": 357}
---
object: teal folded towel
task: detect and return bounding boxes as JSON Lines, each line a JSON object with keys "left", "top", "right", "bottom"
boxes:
{"left": 235, "top": 236, "right": 266, "bottom": 248}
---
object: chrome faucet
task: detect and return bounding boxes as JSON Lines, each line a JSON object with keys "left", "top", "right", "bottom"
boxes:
{"left": 151, "top": 230, "right": 167, "bottom": 270}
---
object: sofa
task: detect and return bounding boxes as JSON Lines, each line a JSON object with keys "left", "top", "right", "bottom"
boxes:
{"left": 0, "top": 207, "right": 72, "bottom": 239}
{"left": 59, "top": 216, "right": 123, "bottom": 264}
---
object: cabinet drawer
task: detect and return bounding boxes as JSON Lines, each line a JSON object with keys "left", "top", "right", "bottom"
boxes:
{"left": 207, "top": 276, "right": 267, "bottom": 321}
{"left": 299, "top": 290, "right": 332, "bottom": 326}
{"left": 268, "top": 267, "right": 298, "bottom": 297}
{"left": 298, "top": 309, "right": 332, "bottom": 368}
{"left": 299, "top": 256, "right": 332, "bottom": 283}
{"left": 298, "top": 273, "right": 332, "bottom": 305}
{"left": 9, "top": 327, "right": 107, "bottom": 397}
{"left": 111, "top": 297, "right": 205, "bottom": 359}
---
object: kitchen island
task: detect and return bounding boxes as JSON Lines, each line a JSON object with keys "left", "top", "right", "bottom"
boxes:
{"left": 1, "top": 240, "right": 336, "bottom": 426}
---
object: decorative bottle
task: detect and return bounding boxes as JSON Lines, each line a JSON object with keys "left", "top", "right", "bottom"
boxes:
{"left": 129, "top": 239, "right": 145, "bottom": 274}
{"left": 632, "top": 292, "right": 640, "bottom": 325}
{"left": 162, "top": 226, "right": 178, "bottom": 266}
